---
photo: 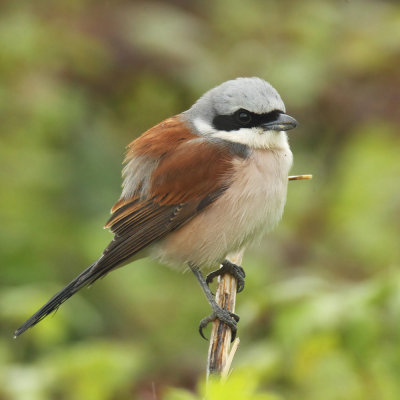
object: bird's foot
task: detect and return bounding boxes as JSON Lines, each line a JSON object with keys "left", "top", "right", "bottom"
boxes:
{"left": 206, "top": 260, "right": 246, "bottom": 293}
{"left": 199, "top": 306, "right": 240, "bottom": 341}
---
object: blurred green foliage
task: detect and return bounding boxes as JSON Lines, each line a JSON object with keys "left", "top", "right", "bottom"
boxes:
{"left": 1, "top": 0, "right": 400, "bottom": 399}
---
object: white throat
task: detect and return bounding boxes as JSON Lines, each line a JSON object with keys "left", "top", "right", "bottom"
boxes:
{"left": 193, "top": 118, "right": 290, "bottom": 150}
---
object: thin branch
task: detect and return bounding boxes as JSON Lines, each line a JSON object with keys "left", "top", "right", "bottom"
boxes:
{"left": 205, "top": 174, "right": 311, "bottom": 380}
{"left": 207, "top": 250, "right": 243, "bottom": 379}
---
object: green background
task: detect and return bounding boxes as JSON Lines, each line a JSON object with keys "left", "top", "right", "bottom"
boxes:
{"left": 1, "top": 0, "right": 400, "bottom": 399}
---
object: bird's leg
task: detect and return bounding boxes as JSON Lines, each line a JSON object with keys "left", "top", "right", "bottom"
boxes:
{"left": 188, "top": 263, "right": 239, "bottom": 341}
{"left": 206, "top": 259, "right": 246, "bottom": 293}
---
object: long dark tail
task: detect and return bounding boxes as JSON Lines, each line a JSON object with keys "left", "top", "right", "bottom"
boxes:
{"left": 14, "top": 256, "right": 114, "bottom": 338}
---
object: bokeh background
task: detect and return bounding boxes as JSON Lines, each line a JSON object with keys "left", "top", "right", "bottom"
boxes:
{"left": 1, "top": 0, "right": 400, "bottom": 399}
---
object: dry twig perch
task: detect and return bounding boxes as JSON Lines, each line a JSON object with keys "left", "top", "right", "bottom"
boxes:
{"left": 206, "top": 174, "right": 312, "bottom": 380}
{"left": 207, "top": 250, "right": 243, "bottom": 378}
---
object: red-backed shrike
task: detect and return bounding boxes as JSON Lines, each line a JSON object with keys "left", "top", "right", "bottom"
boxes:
{"left": 15, "top": 77, "right": 297, "bottom": 339}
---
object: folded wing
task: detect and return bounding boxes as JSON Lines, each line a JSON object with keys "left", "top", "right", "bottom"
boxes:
{"left": 15, "top": 116, "right": 237, "bottom": 336}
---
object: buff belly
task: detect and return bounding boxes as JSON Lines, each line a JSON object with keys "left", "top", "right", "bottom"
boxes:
{"left": 150, "top": 147, "right": 293, "bottom": 270}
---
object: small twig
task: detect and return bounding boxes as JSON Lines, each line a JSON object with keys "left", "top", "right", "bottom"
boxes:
{"left": 288, "top": 174, "right": 312, "bottom": 181}
{"left": 221, "top": 337, "right": 240, "bottom": 381}
{"left": 206, "top": 250, "right": 243, "bottom": 379}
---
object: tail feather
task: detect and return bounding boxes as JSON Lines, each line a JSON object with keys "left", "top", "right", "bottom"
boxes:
{"left": 14, "top": 259, "right": 109, "bottom": 338}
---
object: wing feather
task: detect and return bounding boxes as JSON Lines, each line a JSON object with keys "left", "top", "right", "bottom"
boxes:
{"left": 14, "top": 117, "right": 239, "bottom": 336}
{"left": 99, "top": 117, "right": 237, "bottom": 273}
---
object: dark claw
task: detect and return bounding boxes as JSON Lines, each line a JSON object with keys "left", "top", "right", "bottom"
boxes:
{"left": 206, "top": 260, "right": 246, "bottom": 293}
{"left": 198, "top": 307, "right": 240, "bottom": 341}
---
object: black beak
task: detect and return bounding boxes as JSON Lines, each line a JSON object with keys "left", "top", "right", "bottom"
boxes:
{"left": 261, "top": 113, "right": 298, "bottom": 131}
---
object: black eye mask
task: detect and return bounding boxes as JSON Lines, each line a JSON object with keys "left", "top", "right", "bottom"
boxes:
{"left": 212, "top": 109, "right": 283, "bottom": 131}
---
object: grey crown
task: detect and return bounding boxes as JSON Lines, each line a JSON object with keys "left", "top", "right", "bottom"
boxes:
{"left": 184, "top": 77, "right": 286, "bottom": 123}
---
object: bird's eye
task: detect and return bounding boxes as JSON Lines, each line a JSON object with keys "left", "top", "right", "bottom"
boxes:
{"left": 236, "top": 109, "right": 252, "bottom": 125}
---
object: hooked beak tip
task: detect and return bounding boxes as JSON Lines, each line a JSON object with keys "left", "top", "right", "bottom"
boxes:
{"left": 261, "top": 113, "right": 298, "bottom": 132}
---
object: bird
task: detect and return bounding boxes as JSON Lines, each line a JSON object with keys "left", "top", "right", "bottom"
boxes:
{"left": 14, "top": 77, "right": 297, "bottom": 339}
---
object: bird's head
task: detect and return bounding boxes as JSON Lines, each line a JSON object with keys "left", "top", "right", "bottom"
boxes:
{"left": 184, "top": 77, "right": 297, "bottom": 150}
